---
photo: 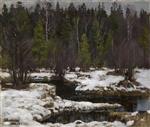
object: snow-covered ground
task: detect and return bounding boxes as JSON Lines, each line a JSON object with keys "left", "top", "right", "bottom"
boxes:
{"left": 1, "top": 83, "right": 55, "bottom": 124}
{"left": 1, "top": 83, "right": 126, "bottom": 126}
{"left": 0, "top": 71, "right": 9, "bottom": 79}
{"left": 54, "top": 97, "right": 121, "bottom": 113}
{"left": 65, "top": 68, "right": 124, "bottom": 91}
{"left": 1, "top": 68, "right": 150, "bottom": 90}
{"left": 65, "top": 68, "right": 150, "bottom": 92}
{"left": 3, "top": 120, "right": 128, "bottom": 127}
{"left": 1, "top": 68, "right": 150, "bottom": 93}
{"left": 135, "top": 69, "right": 150, "bottom": 89}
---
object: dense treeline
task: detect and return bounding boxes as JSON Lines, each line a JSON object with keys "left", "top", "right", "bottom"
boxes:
{"left": 0, "top": 2, "right": 150, "bottom": 86}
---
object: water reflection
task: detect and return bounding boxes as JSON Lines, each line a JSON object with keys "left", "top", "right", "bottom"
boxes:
{"left": 48, "top": 112, "right": 109, "bottom": 123}
{"left": 136, "top": 97, "right": 150, "bottom": 111}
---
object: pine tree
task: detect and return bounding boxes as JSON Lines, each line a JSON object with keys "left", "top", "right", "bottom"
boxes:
{"left": 139, "top": 10, "right": 150, "bottom": 67}
{"left": 79, "top": 33, "right": 91, "bottom": 69}
{"left": 89, "top": 18, "right": 103, "bottom": 66}
{"left": 0, "top": 5, "right": 10, "bottom": 69}
{"left": 33, "top": 19, "right": 47, "bottom": 67}
{"left": 139, "top": 26, "right": 150, "bottom": 67}
{"left": 1, "top": 3, "right": 10, "bottom": 52}
{"left": 54, "top": 14, "right": 74, "bottom": 76}
{"left": 102, "top": 31, "right": 113, "bottom": 66}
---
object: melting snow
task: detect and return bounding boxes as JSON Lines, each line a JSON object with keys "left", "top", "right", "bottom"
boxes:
{"left": 65, "top": 69, "right": 124, "bottom": 91}
{"left": 1, "top": 83, "right": 55, "bottom": 124}
{"left": 46, "top": 121, "right": 127, "bottom": 127}
{"left": 1, "top": 83, "right": 124, "bottom": 126}
{"left": 65, "top": 68, "right": 150, "bottom": 92}
{"left": 135, "top": 69, "right": 150, "bottom": 89}
{"left": 126, "top": 120, "right": 134, "bottom": 126}
{"left": 54, "top": 97, "right": 121, "bottom": 113}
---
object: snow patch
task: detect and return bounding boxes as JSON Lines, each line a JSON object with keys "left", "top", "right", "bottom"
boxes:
{"left": 126, "top": 120, "right": 134, "bottom": 126}
{"left": 147, "top": 110, "right": 150, "bottom": 114}
{"left": 131, "top": 111, "right": 138, "bottom": 116}
{"left": 54, "top": 97, "right": 121, "bottom": 113}
{"left": 0, "top": 71, "right": 10, "bottom": 78}
{"left": 135, "top": 69, "right": 150, "bottom": 89}
{"left": 65, "top": 69, "right": 124, "bottom": 91}
{"left": 46, "top": 121, "right": 127, "bottom": 127}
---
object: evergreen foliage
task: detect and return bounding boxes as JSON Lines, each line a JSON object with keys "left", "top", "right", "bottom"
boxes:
{"left": 79, "top": 33, "right": 91, "bottom": 68}
{"left": 1, "top": 2, "right": 150, "bottom": 85}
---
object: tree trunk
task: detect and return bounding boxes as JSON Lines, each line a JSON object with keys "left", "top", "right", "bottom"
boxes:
{"left": 76, "top": 18, "right": 80, "bottom": 54}
{"left": 45, "top": 3, "right": 48, "bottom": 41}
{"left": 128, "top": 67, "right": 134, "bottom": 81}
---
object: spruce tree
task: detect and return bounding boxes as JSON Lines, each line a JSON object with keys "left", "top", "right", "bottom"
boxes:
{"left": 33, "top": 19, "right": 48, "bottom": 67}
{"left": 90, "top": 19, "right": 103, "bottom": 66}
{"left": 139, "top": 10, "right": 150, "bottom": 67}
{"left": 79, "top": 33, "right": 91, "bottom": 69}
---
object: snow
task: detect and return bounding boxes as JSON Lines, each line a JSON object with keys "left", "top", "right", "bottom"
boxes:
{"left": 30, "top": 72, "right": 55, "bottom": 81}
{"left": 65, "top": 69, "right": 124, "bottom": 91}
{"left": 135, "top": 69, "right": 150, "bottom": 89}
{"left": 147, "top": 110, "right": 150, "bottom": 114}
{"left": 131, "top": 111, "right": 138, "bottom": 116}
{"left": 0, "top": 71, "right": 10, "bottom": 78}
{"left": 76, "top": 74, "right": 124, "bottom": 91}
{"left": 126, "top": 120, "right": 134, "bottom": 126}
{"left": 65, "top": 68, "right": 150, "bottom": 92}
{"left": 54, "top": 97, "right": 121, "bottom": 113}
{"left": 75, "top": 67, "right": 80, "bottom": 72}
{"left": 3, "top": 120, "right": 127, "bottom": 127}
{"left": 46, "top": 121, "right": 127, "bottom": 127}
{"left": 1, "top": 83, "right": 55, "bottom": 124}
{"left": 3, "top": 121, "right": 47, "bottom": 127}
{"left": 2, "top": 68, "right": 150, "bottom": 91}
{"left": 65, "top": 72, "right": 78, "bottom": 81}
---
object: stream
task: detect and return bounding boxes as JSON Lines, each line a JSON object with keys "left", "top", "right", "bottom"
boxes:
{"left": 49, "top": 80, "right": 150, "bottom": 123}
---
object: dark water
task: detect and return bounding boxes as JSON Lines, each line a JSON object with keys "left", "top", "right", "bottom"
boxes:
{"left": 50, "top": 79, "right": 77, "bottom": 99}
{"left": 136, "top": 98, "right": 150, "bottom": 111}
{"left": 48, "top": 111, "right": 110, "bottom": 123}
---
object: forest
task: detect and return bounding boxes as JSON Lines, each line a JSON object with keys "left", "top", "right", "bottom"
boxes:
{"left": 0, "top": 1, "right": 150, "bottom": 86}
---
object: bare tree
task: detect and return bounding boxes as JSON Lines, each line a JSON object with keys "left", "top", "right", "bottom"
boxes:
{"left": 3, "top": 29, "right": 33, "bottom": 86}
{"left": 119, "top": 8, "right": 143, "bottom": 81}
{"left": 2, "top": 3, "right": 33, "bottom": 87}
{"left": 41, "top": 0, "right": 52, "bottom": 41}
